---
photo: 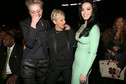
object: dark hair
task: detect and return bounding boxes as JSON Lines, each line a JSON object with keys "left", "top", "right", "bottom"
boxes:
{"left": 112, "top": 17, "right": 126, "bottom": 44}
{"left": 79, "top": 0, "right": 99, "bottom": 37}
{"left": 6, "top": 32, "right": 15, "bottom": 40}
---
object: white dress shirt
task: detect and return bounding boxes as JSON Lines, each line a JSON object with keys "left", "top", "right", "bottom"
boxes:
{"left": 6, "top": 43, "right": 15, "bottom": 74}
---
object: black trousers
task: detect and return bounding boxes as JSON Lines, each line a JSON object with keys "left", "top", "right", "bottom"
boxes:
{"left": 20, "top": 58, "right": 48, "bottom": 84}
{"left": 103, "top": 77, "right": 125, "bottom": 84}
{"left": 123, "top": 72, "right": 126, "bottom": 84}
{"left": 47, "top": 68, "right": 72, "bottom": 84}
{"left": 103, "top": 71, "right": 126, "bottom": 84}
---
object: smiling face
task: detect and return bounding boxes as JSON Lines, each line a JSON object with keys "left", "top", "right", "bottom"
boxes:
{"left": 115, "top": 17, "right": 124, "bottom": 29}
{"left": 53, "top": 15, "right": 66, "bottom": 31}
{"left": 81, "top": 2, "right": 93, "bottom": 21}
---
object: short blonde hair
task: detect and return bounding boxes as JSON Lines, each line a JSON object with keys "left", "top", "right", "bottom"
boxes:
{"left": 51, "top": 9, "right": 65, "bottom": 21}
{"left": 25, "top": 0, "right": 44, "bottom": 9}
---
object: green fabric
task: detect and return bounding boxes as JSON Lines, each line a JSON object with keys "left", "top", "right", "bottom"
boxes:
{"left": 2, "top": 48, "right": 10, "bottom": 79}
{"left": 71, "top": 24, "right": 100, "bottom": 84}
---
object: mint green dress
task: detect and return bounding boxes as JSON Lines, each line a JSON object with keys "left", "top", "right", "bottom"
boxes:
{"left": 71, "top": 24, "right": 100, "bottom": 84}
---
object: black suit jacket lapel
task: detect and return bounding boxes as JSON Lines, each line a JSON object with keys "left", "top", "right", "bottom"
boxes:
{"left": 64, "top": 30, "right": 70, "bottom": 52}
{"left": 9, "top": 44, "right": 17, "bottom": 60}
{"left": 51, "top": 28, "right": 57, "bottom": 54}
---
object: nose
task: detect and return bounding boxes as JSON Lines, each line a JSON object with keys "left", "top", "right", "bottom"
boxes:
{"left": 34, "top": 11, "right": 39, "bottom": 14}
{"left": 63, "top": 20, "right": 66, "bottom": 24}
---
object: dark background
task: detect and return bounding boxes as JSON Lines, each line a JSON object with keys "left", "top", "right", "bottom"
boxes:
{"left": 0, "top": 0, "right": 126, "bottom": 31}
{"left": 0, "top": 0, "right": 125, "bottom": 83}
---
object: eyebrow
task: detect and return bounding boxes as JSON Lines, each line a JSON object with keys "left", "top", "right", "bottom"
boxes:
{"left": 29, "top": 9, "right": 41, "bottom": 11}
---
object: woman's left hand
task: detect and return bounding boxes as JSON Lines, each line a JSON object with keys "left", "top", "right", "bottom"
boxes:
{"left": 116, "top": 68, "right": 121, "bottom": 76}
{"left": 64, "top": 24, "right": 71, "bottom": 30}
{"left": 79, "top": 74, "right": 87, "bottom": 83}
{"left": 113, "top": 46, "right": 120, "bottom": 51}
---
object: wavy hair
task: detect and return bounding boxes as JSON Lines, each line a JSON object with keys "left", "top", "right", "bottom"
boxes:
{"left": 79, "top": 0, "right": 99, "bottom": 37}
{"left": 102, "top": 17, "right": 126, "bottom": 45}
{"left": 112, "top": 17, "right": 126, "bottom": 44}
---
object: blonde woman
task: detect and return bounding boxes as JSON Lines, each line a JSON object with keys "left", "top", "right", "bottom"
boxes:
{"left": 19, "top": 0, "right": 50, "bottom": 84}
{"left": 47, "top": 9, "right": 76, "bottom": 84}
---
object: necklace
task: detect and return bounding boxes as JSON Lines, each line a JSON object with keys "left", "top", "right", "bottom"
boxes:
{"left": 78, "top": 24, "right": 86, "bottom": 33}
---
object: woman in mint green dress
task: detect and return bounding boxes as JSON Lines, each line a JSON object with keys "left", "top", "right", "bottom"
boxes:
{"left": 71, "top": 0, "right": 100, "bottom": 84}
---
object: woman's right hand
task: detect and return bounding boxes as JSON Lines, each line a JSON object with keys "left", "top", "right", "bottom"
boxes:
{"left": 111, "top": 51, "right": 115, "bottom": 56}
{"left": 116, "top": 68, "right": 121, "bottom": 76}
{"left": 31, "top": 13, "right": 41, "bottom": 29}
{"left": 113, "top": 46, "right": 120, "bottom": 51}
{"left": 107, "top": 49, "right": 115, "bottom": 56}
{"left": 79, "top": 74, "right": 87, "bottom": 83}
{"left": 76, "top": 33, "right": 79, "bottom": 40}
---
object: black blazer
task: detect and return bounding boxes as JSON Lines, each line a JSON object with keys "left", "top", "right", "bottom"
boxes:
{"left": 19, "top": 17, "right": 51, "bottom": 59}
{"left": 47, "top": 28, "right": 76, "bottom": 70}
{"left": 0, "top": 44, "right": 23, "bottom": 77}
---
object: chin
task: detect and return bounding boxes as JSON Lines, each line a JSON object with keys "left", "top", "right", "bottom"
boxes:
{"left": 84, "top": 18, "right": 89, "bottom": 20}
{"left": 61, "top": 27, "right": 64, "bottom": 29}
{"left": 83, "top": 16, "right": 90, "bottom": 20}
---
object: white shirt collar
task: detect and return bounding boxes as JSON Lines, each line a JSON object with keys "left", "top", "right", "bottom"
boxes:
{"left": 8, "top": 43, "right": 15, "bottom": 51}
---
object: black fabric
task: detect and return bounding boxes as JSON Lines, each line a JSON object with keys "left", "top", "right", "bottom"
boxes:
{"left": 117, "top": 49, "right": 126, "bottom": 70}
{"left": 0, "top": 44, "right": 23, "bottom": 84}
{"left": 20, "top": 58, "right": 48, "bottom": 84}
{"left": 47, "top": 28, "right": 76, "bottom": 71}
{"left": 47, "top": 68, "right": 72, "bottom": 84}
{"left": 47, "top": 28, "right": 76, "bottom": 84}
{"left": 20, "top": 58, "right": 48, "bottom": 78}
{"left": 103, "top": 77, "right": 117, "bottom": 84}
{"left": 55, "top": 30, "right": 69, "bottom": 68}
{"left": 22, "top": 76, "right": 46, "bottom": 84}
{"left": 19, "top": 17, "right": 51, "bottom": 59}
{"left": 104, "top": 35, "right": 125, "bottom": 61}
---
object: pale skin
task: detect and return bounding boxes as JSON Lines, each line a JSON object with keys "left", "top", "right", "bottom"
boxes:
{"left": 76, "top": 2, "right": 93, "bottom": 83}
{"left": 116, "top": 68, "right": 121, "bottom": 76}
{"left": 29, "top": 4, "right": 43, "bottom": 29}
{"left": 53, "top": 15, "right": 71, "bottom": 31}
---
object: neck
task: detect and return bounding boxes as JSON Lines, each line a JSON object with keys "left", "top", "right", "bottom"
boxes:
{"left": 117, "top": 28, "right": 122, "bottom": 33}
{"left": 84, "top": 21, "right": 87, "bottom": 26}
{"left": 55, "top": 26, "right": 63, "bottom": 31}
{"left": 9, "top": 43, "right": 15, "bottom": 48}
